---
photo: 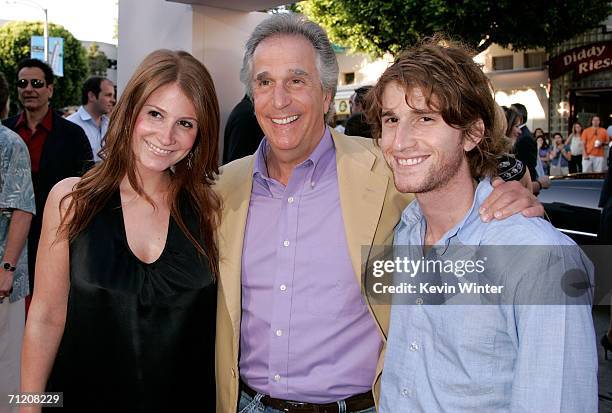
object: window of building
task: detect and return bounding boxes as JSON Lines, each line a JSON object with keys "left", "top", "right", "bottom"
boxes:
{"left": 343, "top": 72, "right": 355, "bottom": 85}
{"left": 492, "top": 55, "right": 513, "bottom": 71}
{"left": 524, "top": 52, "right": 547, "bottom": 68}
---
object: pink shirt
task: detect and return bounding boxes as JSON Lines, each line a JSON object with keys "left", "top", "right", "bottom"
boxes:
{"left": 239, "top": 129, "right": 382, "bottom": 403}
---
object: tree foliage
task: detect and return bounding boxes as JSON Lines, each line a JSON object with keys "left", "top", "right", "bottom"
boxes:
{"left": 298, "top": 0, "right": 612, "bottom": 56}
{"left": 0, "top": 21, "right": 88, "bottom": 115}
{"left": 87, "top": 42, "right": 108, "bottom": 77}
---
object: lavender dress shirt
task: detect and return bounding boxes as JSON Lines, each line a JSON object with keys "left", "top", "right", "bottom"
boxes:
{"left": 239, "top": 128, "right": 382, "bottom": 403}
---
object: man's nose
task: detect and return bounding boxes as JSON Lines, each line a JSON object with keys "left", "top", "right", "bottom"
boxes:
{"left": 272, "top": 83, "right": 291, "bottom": 109}
{"left": 393, "top": 121, "right": 416, "bottom": 151}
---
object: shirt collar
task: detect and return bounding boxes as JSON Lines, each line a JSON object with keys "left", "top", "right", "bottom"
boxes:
{"left": 398, "top": 178, "right": 494, "bottom": 246}
{"left": 15, "top": 107, "right": 52, "bottom": 132}
{"left": 77, "top": 105, "right": 93, "bottom": 121}
{"left": 252, "top": 127, "right": 334, "bottom": 181}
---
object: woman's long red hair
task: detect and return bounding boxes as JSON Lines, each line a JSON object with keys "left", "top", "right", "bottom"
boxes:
{"left": 60, "top": 50, "right": 221, "bottom": 276}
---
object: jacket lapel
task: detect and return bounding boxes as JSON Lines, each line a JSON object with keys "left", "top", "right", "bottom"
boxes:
{"left": 332, "top": 130, "right": 391, "bottom": 288}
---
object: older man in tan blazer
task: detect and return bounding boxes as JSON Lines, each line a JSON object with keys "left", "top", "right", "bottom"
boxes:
{"left": 215, "top": 13, "right": 541, "bottom": 413}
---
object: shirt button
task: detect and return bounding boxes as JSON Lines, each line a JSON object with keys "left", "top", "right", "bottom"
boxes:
{"left": 276, "top": 329, "right": 283, "bottom": 337}
{"left": 273, "top": 374, "right": 281, "bottom": 382}
{"left": 279, "top": 284, "right": 287, "bottom": 291}
{"left": 401, "top": 388, "right": 410, "bottom": 397}
{"left": 283, "top": 240, "right": 290, "bottom": 247}
{"left": 287, "top": 196, "right": 294, "bottom": 204}
{"left": 416, "top": 297, "right": 423, "bottom": 305}
{"left": 410, "top": 342, "right": 419, "bottom": 351}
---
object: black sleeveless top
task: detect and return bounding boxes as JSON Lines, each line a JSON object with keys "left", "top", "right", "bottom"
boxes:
{"left": 46, "top": 190, "right": 216, "bottom": 412}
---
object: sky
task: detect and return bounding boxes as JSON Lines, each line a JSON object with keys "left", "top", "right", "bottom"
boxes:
{"left": 0, "top": 0, "right": 118, "bottom": 45}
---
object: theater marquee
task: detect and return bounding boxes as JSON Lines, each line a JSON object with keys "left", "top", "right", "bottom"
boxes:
{"left": 548, "top": 41, "right": 612, "bottom": 79}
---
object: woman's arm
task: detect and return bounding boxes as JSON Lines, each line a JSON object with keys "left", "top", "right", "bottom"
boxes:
{"left": 20, "top": 178, "right": 79, "bottom": 413}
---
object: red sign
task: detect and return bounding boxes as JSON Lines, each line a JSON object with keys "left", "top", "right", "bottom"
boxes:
{"left": 548, "top": 41, "right": 612, "bottom": 79}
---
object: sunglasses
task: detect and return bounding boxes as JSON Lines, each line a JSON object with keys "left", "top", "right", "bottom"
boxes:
{"left": 17, "top": 78, "right": 46, "bottom": 89}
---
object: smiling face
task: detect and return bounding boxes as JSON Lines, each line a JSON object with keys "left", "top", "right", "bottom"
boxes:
{"left": 380, "top": 82, "right": 476, "bottom": 194}
{"left": 132, "top": 82, "right": 198, "bottom": 174}
{"left": 17, "top": 67, "right": 53, "bottom": 113}
{"left": 250, "top": 34, "right": 332, "bottom": 165}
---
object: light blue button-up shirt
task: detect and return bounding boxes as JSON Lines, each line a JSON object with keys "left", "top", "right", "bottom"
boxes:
{"left": 380, "top": 179, "right": 598, "bottom": 412}
{"left": 66, "top": 106, "right": 109, "bottom": 162}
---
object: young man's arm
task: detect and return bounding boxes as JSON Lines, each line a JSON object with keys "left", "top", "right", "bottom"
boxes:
{"left": 509, "top": 248, "right": 597, "bottom": 412}
{"left": 479, "top": 179, "right": 543, "bottom": 222}
{"left": 510, "top": 303, "right": 597, "bottom": 412}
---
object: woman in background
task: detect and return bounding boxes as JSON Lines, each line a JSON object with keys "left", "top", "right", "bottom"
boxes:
{"left": 537, "top": 136, "right": 550, "bottom": 175}
{"left": 566, "top": 122, "right": 583, "bottom": 173}
{"left": 20, "top": 50, "right": 220, "bottom": 412}
{"left": 499, "top": 106, "right": 532, "bottom": 191}
{"left": 549, "top": 132, "right": 571, "bottom": 176}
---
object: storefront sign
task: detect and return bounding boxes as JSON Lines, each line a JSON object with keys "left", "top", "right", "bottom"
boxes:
{"left": 548, "top": 41, "right": 612, "bottom": 79}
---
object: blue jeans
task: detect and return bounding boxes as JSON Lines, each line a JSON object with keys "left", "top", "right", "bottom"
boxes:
{"left": 238, "top": 390, "right": 376, "bottom": 413}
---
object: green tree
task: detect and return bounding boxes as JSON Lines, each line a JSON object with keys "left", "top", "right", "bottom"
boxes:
{"left": 298, "top": 0, "right": 612, "bottom": 56}
{"left": 87, "top": 42, "right": 108, "bottom": 77}
{"left": 0, "top": 21, "right": 88, "bottom": 115}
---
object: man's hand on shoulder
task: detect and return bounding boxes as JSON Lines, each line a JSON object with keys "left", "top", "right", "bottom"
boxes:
{"left": 479, "top": 178, "right": 544, "bottom": 222}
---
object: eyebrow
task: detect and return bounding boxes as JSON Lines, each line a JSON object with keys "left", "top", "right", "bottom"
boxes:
{"left": 143, "top": 104, "right": 167, "bottom": 115}
{"left": 255, "top": 72, "right": 269, "bottom": 82}
{"left": 143, "top": 104, "right": 197, "bottom": 122}
{"left": 381, "top": 110, "right": 396, "bottom": 117}
{"left": 290, "top": 68, "right": 309, "bottom": 76}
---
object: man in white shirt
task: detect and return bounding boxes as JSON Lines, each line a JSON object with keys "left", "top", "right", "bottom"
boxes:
{"left": 67, "top": 77, "right": 115, "bottom": 161}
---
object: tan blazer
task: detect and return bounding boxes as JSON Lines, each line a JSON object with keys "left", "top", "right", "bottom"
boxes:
{"left": 214, "top": 130, "right": 413, "bottom": 412}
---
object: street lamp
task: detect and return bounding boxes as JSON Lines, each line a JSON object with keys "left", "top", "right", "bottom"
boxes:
{"left": 4, "top": 0, "right": 49, "bottom": 63}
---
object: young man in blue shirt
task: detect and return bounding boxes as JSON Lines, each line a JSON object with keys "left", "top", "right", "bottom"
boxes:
{"left": 368, "top": 38, "right": 598, "bottom": 412}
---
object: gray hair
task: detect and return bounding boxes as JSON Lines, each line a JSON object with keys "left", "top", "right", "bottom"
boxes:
{"left": 240, "top": 13, "right": 339, "bottom": 103}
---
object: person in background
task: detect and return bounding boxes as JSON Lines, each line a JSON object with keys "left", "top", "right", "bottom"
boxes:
{"left": 344, "top": 85, "right": 373, "bottom": 139}
{"left": 536, "top": 136, "right": 550, "bottom": 175}
{"left": 1, "top": 59, "right": 93, "bottom": 301}
{"left": 510, "top": 103, "right": 542, "bottom": 192}
{"left": 581, "top": 115, "right": 608, "bottom": 173}
{"left": 222, "top": 95, "right": 265, "bottom": 165}
{"left": 566, "top": 121, "right": 583, "bottom": 173}
{"left": 500, "top": 105, "right": 531, "bottom": 191}
{"left": 533, "top": 127, "right": 545, "bottom": 139}
{"left": 549, "top": 132, "right": 571, "bottom": 176}
{"left": 66, "top": 77, "right": 116, "bottom": 162}
{"left": 20, "top": 50, "right": 219, "bottom": 412}
{"left": 0, "top": 72, "right": 35, "bottom": 413}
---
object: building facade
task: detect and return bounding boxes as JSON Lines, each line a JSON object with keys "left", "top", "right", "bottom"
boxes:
{"left": 548, "top": 23, "right": 612, "bottom": 135}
